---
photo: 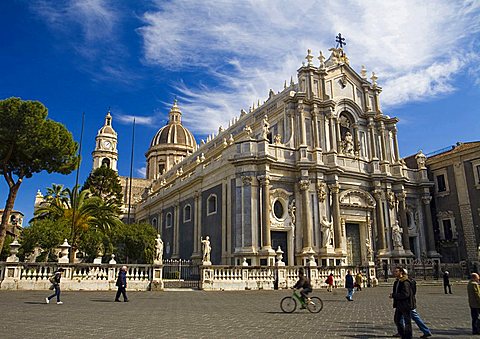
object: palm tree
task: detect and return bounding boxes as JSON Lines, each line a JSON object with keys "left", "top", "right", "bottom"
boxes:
{"left": 34, "top": 185, "right": 122, "bottom": 261}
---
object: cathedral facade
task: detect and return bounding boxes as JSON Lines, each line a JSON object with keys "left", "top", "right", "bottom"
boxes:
{"left": 97, "top": 48, "right": 440, "bottom": 267}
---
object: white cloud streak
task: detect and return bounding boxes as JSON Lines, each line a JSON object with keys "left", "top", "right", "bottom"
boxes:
{"left": 139, "top": 0, "right": 480, "bottom": 134}
{"left": 116, "top": 114, "right": 156, "bottom": 126}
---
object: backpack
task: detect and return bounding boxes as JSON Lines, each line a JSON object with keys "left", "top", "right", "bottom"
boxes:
{"left": 49, "top": 274, "right": 57, "bottom": 284}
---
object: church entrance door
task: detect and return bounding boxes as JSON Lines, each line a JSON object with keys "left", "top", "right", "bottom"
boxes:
{"left": 271, "top": 231, "right": 288, "bottom": 265}
{"left": 346, "top": 223, "right": 361, "bottom": 266}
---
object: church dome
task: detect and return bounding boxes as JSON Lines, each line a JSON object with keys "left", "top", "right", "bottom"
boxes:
{"left": 150, "top": 101, "right": 197, "bottom": 148}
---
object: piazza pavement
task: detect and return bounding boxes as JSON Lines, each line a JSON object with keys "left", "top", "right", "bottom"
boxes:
{"left": 0, "top": 282, "right": 474, "bottom": 338}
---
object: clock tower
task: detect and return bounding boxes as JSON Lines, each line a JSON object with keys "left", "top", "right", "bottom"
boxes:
{"left": 92, "top": 110, "right": 118, "bottom": 172}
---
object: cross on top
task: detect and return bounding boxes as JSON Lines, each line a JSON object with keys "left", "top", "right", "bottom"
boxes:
{"left": 336, "top": 33, "right": 346, "bottom": 48}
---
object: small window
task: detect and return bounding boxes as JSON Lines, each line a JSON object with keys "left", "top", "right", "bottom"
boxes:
{"left": 436, "top": 174, "right": 446, "bottom": 192}
{"left": 183, "top": 205, "right": 191, "bottom": 222}
{"left": 273, "top": 200, "right": 285, "bottom": 219}
{"left": 166, "top": 212, "right": 172, "bottom": 228}
{"left": 207, "top": 195, "right": 217, "bottom": 215}
{"left": 101, "top": 158, "right": 111, "bottom": 168}
{"left": 477, "top": 165, "right": 480, "bottom": 184}
{"left": 443, "top": 219, "right": 453, "bottom": 240}
{"left": 152, "top": 218, "right": 158, "bottom": 231}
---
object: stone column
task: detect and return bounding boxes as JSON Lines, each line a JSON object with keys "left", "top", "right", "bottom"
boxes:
{"left": 368, "top": 118, "right": 377, "bottom": 160}
{"left": 330, "top": 184, "right": 343, "bottom": 251}
{"left": 336, "top": 118, "right": 342, "bottom": 153}
{"left": 378, "top": 122, "right": 387, "bottom": 161}
{"left": 300, "top": 179, "right": 313, "bottom": 252}
{"left": 422, "top": 196, "right": 438, "bottom": 256}
{"left": 312, "top": 108, "right": 320, "bottom": 149}
{"left": 392, "top": 127, "right": 400, "bottom": 163}
{"left": 258, "top": 175, "right": 272, "bottom": 250}
{"left": 193, "top": 191, "right": 201, "bottom": 256}
{"left": 397, "top": 192, "right": 411, "bottom": 252}
{"left": 373, "top": 190, "right": 387, "bottom": 253}
{"left": 353, "top": 124, "right": 359, "bottom": 155}
{"left": 298, "top": 104, "right": 307, "bottom": 146}
{"left": 328, "top": 112, "right": 336, "bottom": 152}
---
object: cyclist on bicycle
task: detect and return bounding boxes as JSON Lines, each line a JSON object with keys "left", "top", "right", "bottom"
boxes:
{"left": 293, "top": 268, "right": 312, "bottom": 306}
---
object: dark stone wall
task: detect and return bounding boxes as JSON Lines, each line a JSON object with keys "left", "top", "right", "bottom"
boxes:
{"left": 162, "top": 206, "right": 175, "bottom": 259}
{"left": 179, "top": 198, "right": 194, "bottom": 260}
{"left": 465, "top": 159, "right": 480, "bottom": 245}
{"left": 202, "top": 184, "right": 223, "bottom": 264}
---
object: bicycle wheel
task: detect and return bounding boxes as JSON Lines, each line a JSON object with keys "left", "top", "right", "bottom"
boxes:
{"left": 280, "top": 296, "right": 297, "bottom": 313}
{"left": 306, "top": 296, "right": 323, "bottom": 313}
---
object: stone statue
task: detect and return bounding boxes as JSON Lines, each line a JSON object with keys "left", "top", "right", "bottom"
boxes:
{"left": 262, "top": 115, "right": 270, "bottom": 139}
{"left": 321, "top": 216, "right": 334, "bottom": 247}
{"left": 365, "top": 238, "right": 373, "bottom": 260}
{"left": 392, "top": 221, "right": 403, "bottom": 248}
{"left": 342, "top": 132, "right": 354, "bottom": 155}
{"left": 154, "top": 234, "right": 163, "bottom": 263}
{"left": 288, "top": 199, "right": 296, "bottom": 226}
{"left": 201, "top": 236, "right": 211, "bottom": 263}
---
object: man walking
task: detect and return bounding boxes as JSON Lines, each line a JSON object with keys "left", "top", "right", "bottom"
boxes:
{"left": 443, "top": 270, "right": 452, "bottom": 294}
{"left": 390, "top": 266, "right": 414, "bottom": 339}
{"left": 115, "top": 266, "right": 129, "bottom": 302}
{"left": 345, "top": 270, "right": 354, "bottom": 301}
{"left": 467, "top": 273, "right": 480, "bottom": 335}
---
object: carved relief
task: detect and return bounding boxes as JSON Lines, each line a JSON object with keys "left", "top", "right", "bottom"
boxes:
{"left": 299, "top": 180, "right": 310, "bottom": 191}
{"left": 242, "top": 176, "right": 253, "bottom": 186}
{"left": 316, "top": 181, "right": 326, "bottom": 202}
{"left": 339, "top": 189, "right": 376, "bottom": 209}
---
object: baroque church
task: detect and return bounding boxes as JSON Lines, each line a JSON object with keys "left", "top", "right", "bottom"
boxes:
{"left": 91, "top": 47, "right": 441, "bottom": 267}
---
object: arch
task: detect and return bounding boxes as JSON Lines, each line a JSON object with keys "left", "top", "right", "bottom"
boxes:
{"left": 166, "top": 212, "right": 173, "bottom": 228}
{"left": 336, "top": 98, "right": 364, "bottom": 120}
{"left": 183, "top": 204, "right": 192, "bottom": 222}
{"left": 339, "top": 189, "right": 376, "bottom": 209}
{"left": 151, "top": 218, "right": 158, "bottom": 231}
{"left": 101, "top": 158, "right": 111, "bottom": 168}
{"left": 207, "top": 194, "right": 217, "bottom": 215}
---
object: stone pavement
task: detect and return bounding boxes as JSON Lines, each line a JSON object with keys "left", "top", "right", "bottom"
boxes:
{"left": 0, "top": 283, "right": 474, "bottom": 338}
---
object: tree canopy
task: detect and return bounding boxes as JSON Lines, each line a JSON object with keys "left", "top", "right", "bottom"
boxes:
{"left": 82, "top": 166, "right": 123, "bottom": 211}
{"left": 0, "top": 97, "right": 78, "bottom": 252}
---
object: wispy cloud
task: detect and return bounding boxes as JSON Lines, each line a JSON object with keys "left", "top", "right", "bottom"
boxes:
{"left": 31, "top": 0, "right": 136, "bottom": 83}
{"left": 139, "top": 0, "right": 480, "bottom": 134}
{"left": 116, "top": 114, "right": 156, "bottom": 126}
{"left": 136, "top": 166, "right": 146, "bottom": 178}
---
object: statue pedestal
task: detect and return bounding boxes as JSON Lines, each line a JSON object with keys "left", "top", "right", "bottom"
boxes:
{"left": 202, "top": 261, "right": 212, "bottom": 266}
{"left": 93, "top": 257, "right": 102, "bottom": 264}
{"left": 153, "top": 260, "right": 163, "bottom": 265}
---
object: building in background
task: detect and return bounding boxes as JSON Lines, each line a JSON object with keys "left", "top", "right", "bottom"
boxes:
{"left": 0, "top": 210, "right": 23, "bottom": 239}
{"left": 425, "top": 141, "right": 480, "bottom": 264}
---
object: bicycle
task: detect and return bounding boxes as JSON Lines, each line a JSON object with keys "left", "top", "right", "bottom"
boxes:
{"left": 280, "top": 289, "right": 323, "bottom": 313}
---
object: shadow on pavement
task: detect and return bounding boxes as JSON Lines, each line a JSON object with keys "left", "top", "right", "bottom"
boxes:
{"left": 24, "top": 301, "right": 47, "bottom": 305}
{"left": 90, "top": 299, "right": 114, "bottom": 302}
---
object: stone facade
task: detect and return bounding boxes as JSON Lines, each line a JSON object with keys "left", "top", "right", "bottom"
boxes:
{"left": 115, "top": 47, "right": 439, "bottom": 267}
{"left": 424, "top": 141, "right": 480, "bottom": 263}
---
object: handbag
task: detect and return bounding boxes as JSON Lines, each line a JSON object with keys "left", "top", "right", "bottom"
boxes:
{"left": 49, "top": 284, "right": 55, "bottom": 290}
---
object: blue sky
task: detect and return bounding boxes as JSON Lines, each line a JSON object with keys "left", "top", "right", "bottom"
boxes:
{"left": 1, "top": 0, "right": 479, "bottom": 224}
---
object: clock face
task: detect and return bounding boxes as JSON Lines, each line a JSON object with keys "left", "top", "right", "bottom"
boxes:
{"left": 103, "top": 141, "right": 112, "bottom": 149}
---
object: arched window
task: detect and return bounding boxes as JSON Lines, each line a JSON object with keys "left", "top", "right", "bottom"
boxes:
{"left": 183, "top": 204, "right": 191, "bottom": 222}
{"left": 339, "top": 113, "right": 355, "bottom": 155}
{"left": 207, "top": 194, "right": 217, "bottom": 215}
{"left": 101, "top": 158, "right": 111, "bottom": 168}
{"left": 152, "top": 218, "right": 158, "bottom": 231}
{"left": 166, "top": 212, "right": 173, "bottom": 228}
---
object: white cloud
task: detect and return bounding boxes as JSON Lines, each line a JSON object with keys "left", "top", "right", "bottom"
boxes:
{"left": 139, "top": 0, "right": 480, "bottom": 134}
{"left": 136, "top": 166, "right": 146, "bottom": 178}
{"left": 116, "top": 114, "right": 156, "bottom": 126}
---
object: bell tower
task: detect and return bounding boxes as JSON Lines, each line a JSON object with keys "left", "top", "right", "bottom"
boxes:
{"left": 92, "top": 110, "right": 118, "bottom": 171}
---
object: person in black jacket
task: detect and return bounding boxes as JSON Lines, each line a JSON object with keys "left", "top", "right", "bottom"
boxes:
{"left": 45, "top": 268, "right": 64, "bottom": 305}
{"left": 390, "top": 266, "right": 414, "bottom": 339}
{"left": 443, "top": 271, "right": 452, "bottom": 294}
{"left": 345, "top": 270, "right": 354, "bottom": 301}
{"left": 293, "top": 268, "right": 312, "bottom": 306}
{"left": 115, "top": 266, "right": 129, "bottom": 302}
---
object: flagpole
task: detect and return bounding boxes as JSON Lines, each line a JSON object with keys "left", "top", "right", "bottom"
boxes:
{"left": 127, "top": 118, "right": 135, "bottom": 224}
{"left": 71, "top": 112, "right": 85, "bottom": 260}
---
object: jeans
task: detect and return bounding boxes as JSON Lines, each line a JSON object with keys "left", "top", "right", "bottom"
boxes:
{"left": 444, "top": 284, "right": 452, "bottom": 294}
{"left": 115, "top": 286, "right": 128, "bottom": 301}
{"left": 47, "top": 285, "right": 61, "bottom": 302}
{"left": 401, "top": 309, "right": 431, "bottom": 335}
{"left": 346, "top": 288, "right": 354, "bottom": 300}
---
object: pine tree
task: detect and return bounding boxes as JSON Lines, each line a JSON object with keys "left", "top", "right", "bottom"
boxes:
{"left": 82, "top": 166, "right": 123, "bottom": 211}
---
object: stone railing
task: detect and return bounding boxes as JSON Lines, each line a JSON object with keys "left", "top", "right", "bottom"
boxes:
{"left": 0, "top": 262, "right": 163, "bottom": 291}
{"left": 199, "top": 265, "right": 374, "bottom": 291}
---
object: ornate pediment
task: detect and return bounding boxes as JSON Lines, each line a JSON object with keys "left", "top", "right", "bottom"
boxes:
{"left": 269, "top": 188, "right": 292, "bottom": 204}
{"left": 339, "top": 189, "right": 376, "bottom": 209}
